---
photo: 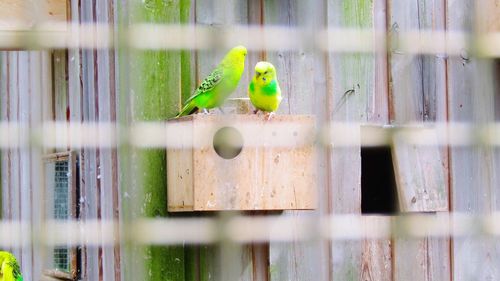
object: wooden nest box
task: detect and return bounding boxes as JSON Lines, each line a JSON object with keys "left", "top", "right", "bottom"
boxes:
{"left": 167, "top": 114, "right": 317, "bottom": 212}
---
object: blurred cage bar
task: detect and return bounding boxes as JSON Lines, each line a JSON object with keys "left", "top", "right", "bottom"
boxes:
{"left": 0, "top": 0, "right": 499, "bottom": 281}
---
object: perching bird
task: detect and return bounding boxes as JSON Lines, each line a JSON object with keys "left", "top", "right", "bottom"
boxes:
{"left": 0, "top": 251, "right": 23, "bottom": 281}
{"left": 248, "top": 61, "right": 282, "bottom": 119}
{"left": 176, "top": 45, "right": 247, "bottom": 117}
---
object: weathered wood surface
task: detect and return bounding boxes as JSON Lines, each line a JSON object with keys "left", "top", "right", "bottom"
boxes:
{"left": 326, "top": 1, "right": 393, "bottom": 280}
{"left": 263, "top": 1, "right": 329, "bottom": 281}
{"left": 361, "top": 2, "right": 393, "bottom": 280}
{"left": 0, "top": 50, "right": 53, "bottom": 281}
{"left": 447, "top": 1, "right": 500, "bottom": 280}
{"left": 388, "top": 1, "right": 451, "bottom": 280}
{"left": 391, "top": 128, "right": 448, "bottom": 212}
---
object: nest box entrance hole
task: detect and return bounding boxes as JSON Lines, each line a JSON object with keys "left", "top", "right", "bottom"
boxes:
{"left": 213, "top": 126, "right": 244, "bottom": 159}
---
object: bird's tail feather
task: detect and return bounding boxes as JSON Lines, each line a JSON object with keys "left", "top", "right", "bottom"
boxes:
{"left": 176, "top": 99, "right": 198, "bottom": 118}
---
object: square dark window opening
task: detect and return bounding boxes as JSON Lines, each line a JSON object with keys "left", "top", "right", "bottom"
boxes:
{"left": 361, "top": 145, "right": 399, "bottom": 214}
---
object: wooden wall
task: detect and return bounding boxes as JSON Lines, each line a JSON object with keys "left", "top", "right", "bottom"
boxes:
{"left": 1, "top": 0, "right": 499, "bottom": 281}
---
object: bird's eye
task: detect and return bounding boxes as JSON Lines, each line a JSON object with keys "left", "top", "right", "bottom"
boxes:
{"left": 264, "top": 71, "right": 268, "bottom": 74}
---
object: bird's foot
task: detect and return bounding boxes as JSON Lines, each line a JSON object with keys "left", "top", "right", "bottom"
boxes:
{"left": 202, "top": 108, "right": 209, "bottom": 114}
{"left": 253, "top": 109, "right": 259, "bottom": 114}
{"left": 265, "top": 112, "right": 275, "bottom": 121}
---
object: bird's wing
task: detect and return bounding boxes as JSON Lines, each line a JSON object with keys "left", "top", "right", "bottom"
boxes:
{"left": 8, "top": 259, "right": 22, "bottom": 280}
{"left": 184, "top": 66, "right": 224, "bottom": 104}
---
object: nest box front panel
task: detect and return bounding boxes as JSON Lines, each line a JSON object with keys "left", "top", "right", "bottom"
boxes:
{"left": 191, "top": 115, "right": 317, "bottom": 211}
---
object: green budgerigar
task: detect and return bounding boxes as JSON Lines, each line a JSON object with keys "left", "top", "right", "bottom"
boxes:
{"left": 176, "top": 45, "right": 247, "bottom": 117}
{"left": 0, "top": 251, "right": 23, "bottom": 281}
{"left": 248, "top": 61, "right": 282, "bottom": 119}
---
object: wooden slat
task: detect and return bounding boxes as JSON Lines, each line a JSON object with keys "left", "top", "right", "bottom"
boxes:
{"left": 8, "top": 52, "right": 22, "bottom": 263}
{"left": 264, "top": 1, "right": 330, "bottom": 280}
{"left": 18, "top": 51, "right": 33, "bottom": 281}
{"left": 392, "top": 129, "right": 448, "bottom": 212}
{"left": 388, "top": 0, "right": 448, "bottom": 123}
{"left": 362, "top": 1, "right": 393, "bottom": 280}
{"left": 79, "top": 1, "right": 100, "bottom": 280}
{"left": 326, "top": 0, "right": 383, "bottom": 280}
{"left": 31, "top": 51, "right": 52, "bottom": 281}
{"left": 95, "top": 0, "right": 118, "bottom": 280}
{"left": 388, "top": 1, "right": 450, "bottom": 280}
{"left": 52, "top": 50, "right": 68, "bottom": 152}
{"left": 447, "top": 1, "right": 500, "bottom": 280}
{"left": 0, "top": 52, "right": 9, "bottom": 219}
{"left": 263, "top": 0, "right": 316, "bottom": 115}
{"left": 394, "top": 237, "right": 450, "bottom": 281}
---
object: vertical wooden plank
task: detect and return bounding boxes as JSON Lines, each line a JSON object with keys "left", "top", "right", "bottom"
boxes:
{"left": 30, "top": 50, "right": 51, "bottom": 281}
{"left": 53, "top": 51, "right": 67, "bottom": 124}
{"left": 326, "top": 1, "right": 378, "bottom": 280}
{"left": 0, "top": 52, "right": 9, "bottom": 219}
{"left": 388, "top": 0, "right": 448, "bottom": 123}
{"left": 388, "top": 1, "right": 451, "bottom": 280}
{"left": 131, "top": 1, "right": 186, "bottom": 281}
{"left": 447, "top": 1, "right": 500, "bottom": 280}
{"left": 17, "top": 51, "right": 33, "bottom": 281}
{"left": 371, "top": 0, "right": 389, "bottom": 124}
{"left": 66, "top": 1, "right": 85, "bottom": 275}
{"left": 8, "top": 52, "right": 22, "bottom": 263}
{"left": 95, "top": 0, "right": 118, "bottom": 280}
{"left": 80, "top": 1, "right": 100, "bottom": 280}
{"left": 362, "top": 1, "right": 393, "bottom": 280}
{"left": 266, "top": 1, "right": 330, "bottom": 281}
{"left": 263, "top": 0, "right": 316, "bottom": 115}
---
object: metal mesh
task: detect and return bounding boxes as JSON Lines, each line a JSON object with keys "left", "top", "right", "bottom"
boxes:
{"left": 53, "top": 160, "right": 70, "bottom": 272}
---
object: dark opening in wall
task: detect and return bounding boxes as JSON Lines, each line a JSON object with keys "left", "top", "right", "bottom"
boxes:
{"left": 361, "top": 145, "right": 399, "bottom": 214}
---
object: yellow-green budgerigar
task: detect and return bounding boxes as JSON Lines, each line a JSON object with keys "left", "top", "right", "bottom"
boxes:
{"left": 0, "top": 251, "right": 23, "bottom": 281}
{"left": 248, "top": 61, "right": 282, "bottom": 119}
{"left": 176, "top": 45, "right": 247, "bottom": 117}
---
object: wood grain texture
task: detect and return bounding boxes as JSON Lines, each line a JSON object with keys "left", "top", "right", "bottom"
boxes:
{"left": 447, "top": 1, "right": 500, "bottom": 281}
{"left": 0, "top": 52, "right": 7, "bottom": 220}
{"left": 167, "top": 115, "right": 316, "bottom": 211}
{"left": 95, "top": 0, "right": 120, "bottom": 280}
{"left": 131, "top": 1, "right": 188, "bottom": 281}
{"left": 33, "top": 50, "right": 53, "bottom": 281}
{"left": 263, "top": 1, "right": 330, "bottom": 280}
{"left": 326, "top": 1, "right": 380, "bottom": 280}
{"left": 0, "top": 50, "right": 53, "bottom": 281}
{"left": 0, "top": 0, "right": 67, "bottom": 30}
{"left": 388, "top": 0, "right": 447, "bottom": 123}
{"left": 361, "top": 238, "right": 392, "bottom": 281}
{"left": 388, "top": 1, "right": 450, "bottom": 280}
{"left": 394, "top": 237, "right": 450, "bottom": 281}
{"left": 392, "top": 129, "right": 448, "bottom": 212}
{"left": 79, "top": 2, "right": 101, "bottom": 280}
{"left": 362, "top": 2, "right": 393, "bottom": 280}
